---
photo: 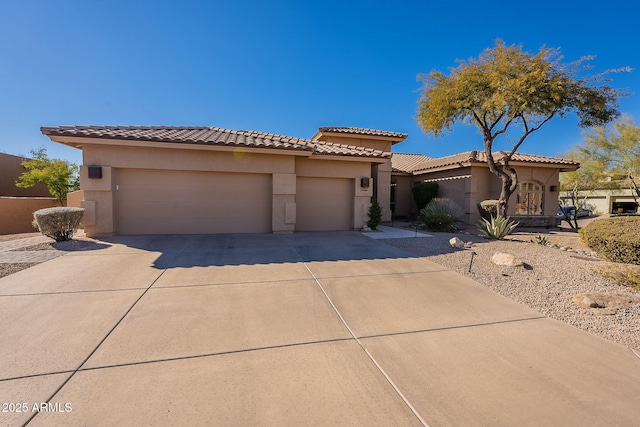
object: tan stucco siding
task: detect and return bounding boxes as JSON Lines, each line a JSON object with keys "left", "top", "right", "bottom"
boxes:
{"left": 296, "top": 177, "right": 353, "bottom": 231}
{"left": 83, "top": 144, "right": 295, "bottom": 175}
{"left": 295, "top": 158, "right": 370, "bottom": 178}
{"left": 115, "top": 169, "right": 272, "bottom": 234}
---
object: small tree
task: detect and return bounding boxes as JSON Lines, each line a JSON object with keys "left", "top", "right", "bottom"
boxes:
{"left": 367, "top": 198, "right": 383, "bottom": 230}
{"left": 16, "top": 148, "right": 79, "bottom": 205}
{"left": 579, "top": 116, "right": 640, "bottom": 206}
{"left": 560, "top": 146, "right": 614, "bottom": 229}
{"left": 416, "top": 40, "right": 626, "bottom": 217}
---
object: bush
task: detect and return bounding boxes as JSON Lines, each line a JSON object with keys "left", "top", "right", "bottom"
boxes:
{"left": 367, "top": 198, "right": 383, "bottom": 230}
{"left": 420, "top": 198, "right": 464, "bottom": 232}
{"left": 598, "top": 264, "right": 640, "bottom": 291}
{"left": 33, "top": 207, "right": 84, "bottom": 242}
{"left": 477, "top": 199, "right": 499, "bottom": 221}
{"left": 579, "top": 217, "right": 640, "bottom": 265}
{"left": 412, "top": 182, "right": 439, "bottom": 212}
{"left": 477, "top": 215, "right": 519, "bottom": 240}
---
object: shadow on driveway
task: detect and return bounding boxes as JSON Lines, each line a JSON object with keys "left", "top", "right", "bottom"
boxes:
{"left": 98, "top": 231, "right": 418, "bottom": 269}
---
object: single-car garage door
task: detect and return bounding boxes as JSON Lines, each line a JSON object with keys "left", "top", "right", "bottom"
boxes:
{"left": 296, "top": 177, "right": 353, "bottom": 231}
{"left": 116, "top": 169, "right": 272, "bottom": 234}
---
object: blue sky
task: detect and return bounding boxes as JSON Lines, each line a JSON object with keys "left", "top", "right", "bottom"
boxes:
{"left": 1, "top": 0, "right": 638, "bottom": 165}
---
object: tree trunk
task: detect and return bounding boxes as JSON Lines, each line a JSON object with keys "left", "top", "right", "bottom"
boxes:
{"left": 484, "top": 138, "right": 517, "bottom": 218}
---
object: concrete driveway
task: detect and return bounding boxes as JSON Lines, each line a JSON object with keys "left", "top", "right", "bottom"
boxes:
{"left": 1, "top": 232, "right": 639, "bottom": 426}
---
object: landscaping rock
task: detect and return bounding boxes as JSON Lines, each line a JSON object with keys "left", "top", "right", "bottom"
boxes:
{"left": 449, "top": 237, "right": 465, "bottom": 249}
{"left": 572, "top": 292, "right": 640, "bottom": 315}
{"left": 490, "top": 252, "right": 524, "bottom": 267}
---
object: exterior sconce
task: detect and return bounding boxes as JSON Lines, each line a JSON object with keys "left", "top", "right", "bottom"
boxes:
{"left": 88, "top": 165, "right": 103, "bottom": 179}
{"left": 550, "top": 185, "right": 558, "bottom": 192}
{"left": 360, "top": 177, "right": 370, "bottom": 188}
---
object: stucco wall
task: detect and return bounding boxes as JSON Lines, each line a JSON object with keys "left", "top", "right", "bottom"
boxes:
{"left": 0, "top": 197, "right": 59, "bottom": 234}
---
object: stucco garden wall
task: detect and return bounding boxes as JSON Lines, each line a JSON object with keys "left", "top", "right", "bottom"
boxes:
{"left": 0, "top": 197, "right": 59, "bottom": 234}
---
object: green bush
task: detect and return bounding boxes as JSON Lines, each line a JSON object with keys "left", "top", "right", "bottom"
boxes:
{"left": 477, "top": 199, "right": 499, "bottom": 221}
{"left": 420, "top": 198, "right": 464, "bottom": 232}
{"left": 412, "top": 182, "right": 439, "bottom": 212}
{"left": 367, "top": 198, "right": 383, "bottom": 230}
{"left": 579, "top": 217, "right": 640, "bottom": 265}
{"left": 33, "top": 207, "right": 84, "bottom": 242}
{"left": 477, "top": 215, "right": 519, "bottom": 240}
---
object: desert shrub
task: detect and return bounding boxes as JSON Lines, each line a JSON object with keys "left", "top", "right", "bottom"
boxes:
{"left": 598, "top": 264, "right": 640, "bottom": 291}
{"left": 420, "top": 198, "right": 464, "bottom": 232}
{"left": 412, "top": 182, "right": 439, "bottom": 212}
{"left": 33, "top": 207, "right": 84, "bottom": 242}
{"left": 367, "top": 198, "right": 383, "bottom": 230}
{"left": 477, "top": 215, "right": 519, "bottom": 240}
{"left": 477, "top": 199, "right": 499, "bottom": 221}
{"left": 579, "top": 216, "right": 640, "bottom": 265}
{"left": 533, "top": 235, "right": 549, "bottom": 246}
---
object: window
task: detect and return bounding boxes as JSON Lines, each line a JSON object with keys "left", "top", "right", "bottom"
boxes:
{"left": 516, "top": 181, "right": 543, "bottom": 215}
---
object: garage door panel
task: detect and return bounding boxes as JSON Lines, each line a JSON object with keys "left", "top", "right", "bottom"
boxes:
{"left": 116, "top": 169, "right": 271, "bottom": 235}
{"left": 296, "top": 177, "right": 353, "bottom": 231}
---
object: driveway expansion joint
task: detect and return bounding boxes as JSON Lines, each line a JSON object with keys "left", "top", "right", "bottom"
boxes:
{"left": 358, "top": 316, "right": 549, "bottom": 340}
{"left": 24, "top": 247, "right": 185, "bottom": 426}
{"left": 290, "top": 244, "right": 430, "bottom": 427}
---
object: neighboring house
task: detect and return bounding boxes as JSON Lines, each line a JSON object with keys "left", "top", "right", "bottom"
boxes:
{"left": 41, "top": 125, "right": 579, "bottom": 236}
{"left": 391, "top": 150, "right": 580, "bottom": 226}
{"left": 560, "top": 178, "right": 640, "bottom": 215}
{"left": 0, "top": 152, "right": 51, "bottom": 197}
{"left": 41, "top": 126, "right": 406, "bottom": 237}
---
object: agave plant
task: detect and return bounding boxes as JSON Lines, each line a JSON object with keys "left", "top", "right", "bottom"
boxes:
{"left": 477, "top": 215, "right": 519, "bottom": 240}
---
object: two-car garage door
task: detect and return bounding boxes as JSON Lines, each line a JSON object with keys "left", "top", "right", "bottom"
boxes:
{"left": 115, "top": 169, "right": 355, "bottom": 234}
{"left": 116, "top": 169, "right": 272, "bottom": 234}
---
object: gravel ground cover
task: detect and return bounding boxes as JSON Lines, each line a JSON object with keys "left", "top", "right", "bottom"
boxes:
{"left": 381, "top": 227, "right": 640, "bottom": 351}
{"left": 0, "top": 262, "right": 39, "bottom": 279}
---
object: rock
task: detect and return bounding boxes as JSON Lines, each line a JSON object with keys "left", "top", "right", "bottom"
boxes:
{"left": 572, "top": 292, "right": 640, "bottom": 315}
{"left": 491, "top": 252, "right": 524, "bottom": 267}
{"left": 361, "top": 226, "right": 371, "bottom": 232}
{"left": 449, "top": 237, "right": 465, "bottom": 249}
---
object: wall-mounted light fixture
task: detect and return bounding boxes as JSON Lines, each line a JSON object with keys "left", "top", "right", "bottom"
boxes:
{"left": 360, "top": 177, "right": 370, "bottom": 188}
{"left": 87, "top": 165, "right": 102, "bottom": 179}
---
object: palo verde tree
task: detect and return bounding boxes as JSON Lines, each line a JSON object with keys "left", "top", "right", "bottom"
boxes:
{"left": 16, "top": 148, "right": 80, "bottom": 205}
{"left": 559, "top": 147, "right": 612, "bottom": 229}
{"left": 416, "top": 40, "right": 626, "bottom": 217}
{"left": 579, "top": 116, "right": 640, "bottom": 206}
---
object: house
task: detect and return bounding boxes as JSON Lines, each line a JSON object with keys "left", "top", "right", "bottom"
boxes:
{"left": 560, "top": 177, "right": 640, "bottom": 215}
{"left": 41, "top": 126, "right": 406, "bottom": 237}
{"left": 41, "top": 125, "right": 579, "bottom": 236}
{"left": 391, "top": 150, "right": 580, "bottom": 226}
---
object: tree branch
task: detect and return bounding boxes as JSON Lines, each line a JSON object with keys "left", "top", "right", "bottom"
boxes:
{"left": 507, "top": 112, "right": 557, "bottom": 158}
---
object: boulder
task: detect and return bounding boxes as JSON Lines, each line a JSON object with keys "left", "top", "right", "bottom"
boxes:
{"left": 572, "top": 292, "right": 640, "bottom": 315}
{"left": 449, "top": 237, "right": 465, "bottom": 249}
{"left": 491, "top": 252, "right": 524, "bottom": 267}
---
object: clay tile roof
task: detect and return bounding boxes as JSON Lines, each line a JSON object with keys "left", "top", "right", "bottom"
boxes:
{"left": 40, "top": 125, "right": 390, "bottom": 159}
{"left": 317, "top": 127, "right": 408, "bottom": 140}
{"left": 390, "top": 153, "right": 433, "bottom": 172}
{"left": 411, "top": 150, "right": 580, "bottom": 173}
